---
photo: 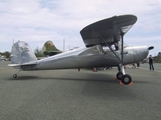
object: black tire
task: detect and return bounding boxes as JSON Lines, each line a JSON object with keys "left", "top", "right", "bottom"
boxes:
{"left": 121, "top": 74, "right": 132, "bottom": 85}
{"left": 13, "top": 74, "right": 17, "bottom": 78}
{"left": 116, "top": 72, "right": 123, "bottom": 80}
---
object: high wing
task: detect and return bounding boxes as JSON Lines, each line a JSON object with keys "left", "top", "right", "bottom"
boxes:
{"left": 80, "top": 14, "right": 137, "bottom": 47}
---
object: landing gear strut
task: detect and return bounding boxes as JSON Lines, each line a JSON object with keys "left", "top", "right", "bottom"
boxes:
{"left": 13, "top": 69, "right": 21, "bottom": 78}
{"left": 117, "top": 33, "right": 132, "bottom": 85}
{"left": 116, "top": 64, "right": 132, "bottom": 85}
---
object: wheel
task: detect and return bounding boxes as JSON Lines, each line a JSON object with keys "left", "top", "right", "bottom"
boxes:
{"left": 116, "top": 72, "right": 123, "bottom": 80}
{"left": 121, "top": 74, "right": 132, "bottom": 85}
{"left": 13, "top": 74, "right": 17, "bottom": 78}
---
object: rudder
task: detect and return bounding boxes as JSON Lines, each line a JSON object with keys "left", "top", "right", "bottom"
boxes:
{"left": 10, "top": 41, "right": 37, "bottom": 64}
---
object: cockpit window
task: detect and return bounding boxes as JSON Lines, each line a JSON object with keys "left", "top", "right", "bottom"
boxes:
{"left": 102, "top": 46, "right": 110, "bottom": 52}
{"left": 102, "top": 44, "right": 118, "bottom": 52}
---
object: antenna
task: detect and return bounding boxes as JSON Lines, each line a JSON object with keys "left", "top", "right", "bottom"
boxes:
{"left": 63, "top": 38, "right": 65, "bottom": 51}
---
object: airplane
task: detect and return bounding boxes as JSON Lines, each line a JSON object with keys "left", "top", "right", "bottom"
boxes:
{"left": 42, "top": 40, "right": 62, "bottom": 56}
{"left": 8, "top": 14, "right": 154, "bottom": 85}
{"left": 0, "top": 56, "right": 6, "bottom": 61}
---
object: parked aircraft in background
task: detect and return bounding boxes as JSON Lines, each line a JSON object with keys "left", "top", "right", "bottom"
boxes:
{"left": 42, "top": 40, "right": 62, "bottom": 56}
{"left": 8, "top": 14, "right": 154, "bottom": 85}
{"left": 0, "top": 56, "right": 6, "bottom": 61}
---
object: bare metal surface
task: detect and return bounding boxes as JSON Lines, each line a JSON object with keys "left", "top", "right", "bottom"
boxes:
{"left": 9, "top": 41, "right": 150, "bottom": 71}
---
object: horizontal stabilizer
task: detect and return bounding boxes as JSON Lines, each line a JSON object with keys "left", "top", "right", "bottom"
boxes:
{"left": 8, "top": 61, "right": 37, "bottom": 67}
{"left": 8, "top": 64, "right": 21, "bottom": 67}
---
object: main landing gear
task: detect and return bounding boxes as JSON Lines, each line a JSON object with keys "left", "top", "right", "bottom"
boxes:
{"left": 116, "top": 65, "right": 132, "bottom": 85}
{"left": 116, "top": 72, "right": 132, "bottom": 85}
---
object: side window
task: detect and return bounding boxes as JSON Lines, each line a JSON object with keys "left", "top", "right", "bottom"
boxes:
{"left": 102, "top": 44, "right": 118, "bottom": 53}
{"left": 102, "top": 46, "right": 110, "bottom": 52}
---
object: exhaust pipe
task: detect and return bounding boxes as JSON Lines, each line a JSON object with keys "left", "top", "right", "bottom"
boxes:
{"left": 148, "top": 46, "right": 154, "bottom": 50}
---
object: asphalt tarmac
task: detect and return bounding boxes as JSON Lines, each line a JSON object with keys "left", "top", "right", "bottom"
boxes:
{"left": 0, "top": 61, "right": 161, "bottom": 120}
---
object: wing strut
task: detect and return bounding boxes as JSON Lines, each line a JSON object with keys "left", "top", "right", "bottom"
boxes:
{"left": 101, "top": 38, "right": 122, "bottom": 62}
{"left": 121, "top": 34, "right": 124, "bottom": 64}
{"left": 119, "top": 33, "right": 125, "bottom": 74}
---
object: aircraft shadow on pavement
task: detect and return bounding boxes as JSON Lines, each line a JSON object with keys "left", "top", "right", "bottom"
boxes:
{"left": 7, "top": 71, "right": 152, "bottom": 87}
{"left": 8, "top": 76, "right": 40, "bottom": 80}
{"left": 7, "top": 72, "right": 118, "bottom": 84}
{"left": 132, "top": 80, "right": 152, "bottom": 84}
{"left": 6, "top": 73, "right": 137, "bottom": 99}
{"left": 82, "top": 82, "right": 136, "bottom": 100}
{"left": 79, "top": 74, "right": 137, "bottom": 100}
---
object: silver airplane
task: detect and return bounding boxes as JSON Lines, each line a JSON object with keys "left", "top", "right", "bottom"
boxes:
{"left": 8, "top": 14, "right": 154, "bottom": 85}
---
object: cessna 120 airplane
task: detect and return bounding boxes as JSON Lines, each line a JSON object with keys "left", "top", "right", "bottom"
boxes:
{"left": 8, "top": 14, "right": 154, "bottom": 85}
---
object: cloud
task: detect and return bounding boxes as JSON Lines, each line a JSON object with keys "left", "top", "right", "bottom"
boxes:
{"left": 0, "top": 0, "right": 161, "bottom": 55}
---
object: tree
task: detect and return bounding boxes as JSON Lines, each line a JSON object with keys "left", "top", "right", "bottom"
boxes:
{"left": 1, "top": 51, "right": 11, "bottom": 58}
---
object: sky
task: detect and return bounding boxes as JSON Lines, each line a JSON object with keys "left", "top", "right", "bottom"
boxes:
{"left": 0, "top": 0, "right": 161, "bottom": 56}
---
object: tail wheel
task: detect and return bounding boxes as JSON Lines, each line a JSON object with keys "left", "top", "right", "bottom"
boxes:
{"left": 116, "top": 72, "right": 123, "bottom": 80}
{"left": 13, "top": 74, "right": 17, "bottom": 78}
{"left": 121, "top": 74, "right": 132, "bottom": 85}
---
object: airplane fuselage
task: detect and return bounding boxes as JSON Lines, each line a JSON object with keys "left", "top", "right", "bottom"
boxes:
{"left": 21, "top": 45, "right": 149, "bottom": 71}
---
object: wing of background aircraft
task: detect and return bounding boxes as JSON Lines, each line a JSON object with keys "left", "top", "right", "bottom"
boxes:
{"left": 42, "top": 40, "right": 62, "bottom": 56}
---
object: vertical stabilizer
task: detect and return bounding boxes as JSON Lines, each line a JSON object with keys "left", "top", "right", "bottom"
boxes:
{"left": 42, "top": 40, "right": 62, "bottom": 56}
{"left": 10, "top": 41, "right": 37, "bottom": 64}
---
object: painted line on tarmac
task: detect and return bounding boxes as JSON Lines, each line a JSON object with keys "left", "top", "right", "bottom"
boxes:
{"left": 139, "top": 67, "right": 161, "bottom": 73}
